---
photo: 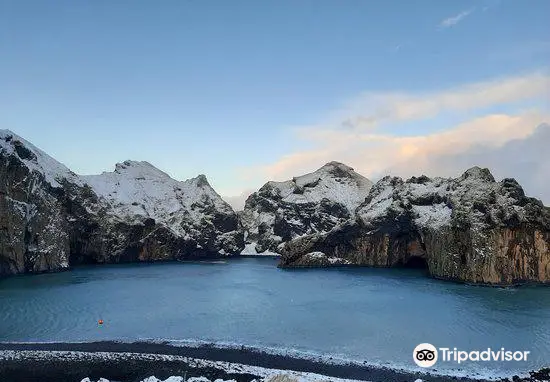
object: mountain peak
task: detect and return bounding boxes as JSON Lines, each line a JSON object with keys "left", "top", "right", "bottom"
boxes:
{"left": 191, "top": 174, "right": 211, "bottom": 188}
{"left": 0, "top": 129, "right": 16, "bottom": 138}
{"left": 113, "top": 160, "right": 171, "bottom": 179}
{"left": 319, "top": 161, "right": 355, "bottom": 172}
{"left": 460, "top": 166, "right": 495, "bottom": 182}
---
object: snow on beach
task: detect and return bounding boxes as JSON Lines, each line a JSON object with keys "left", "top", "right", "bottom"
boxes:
{"left": 81, "top": 374, "right": 369, "bottom": 382}
{"left": 1, "top": 350, "right": 372, "bottom": 382}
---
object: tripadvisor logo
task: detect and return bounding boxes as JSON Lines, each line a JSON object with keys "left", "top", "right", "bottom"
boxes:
{"left": 413, "top": 343, "right": 438, "bottom": 367}
{"left": 413, "top": 343, "right": 530, "bottom": 368}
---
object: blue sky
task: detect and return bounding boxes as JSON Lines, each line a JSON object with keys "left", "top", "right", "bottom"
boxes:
{"left": 1, "top": 0, "right": 549, "bottom": 205}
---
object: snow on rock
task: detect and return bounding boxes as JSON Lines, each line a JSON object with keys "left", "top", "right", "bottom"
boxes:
{"left": 140, "top": 377, "right": 186, "bottom": 382}
{"left": 0, "top": 129, "right": 81, "bottom": 188}
{"left": 0, "top": 130, "right": 244, "bottom": 276}
{"left": 240, "top": 162, "right": 372, "bottom": 255}
{"left": 281, "top": 168, "right": 550, "bottom": 285}
{"left": 240, "top": 242, "right": 280, "bottom": 257}
{"left": 81, "top": 161, "right": 236, "bottom": 236}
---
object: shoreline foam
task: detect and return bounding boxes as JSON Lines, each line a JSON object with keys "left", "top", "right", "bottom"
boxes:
{"left": 0, "top": 341, "right": 509, "bottom": 382}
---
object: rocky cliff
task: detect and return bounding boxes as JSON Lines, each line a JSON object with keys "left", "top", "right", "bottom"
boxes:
{"left": 0, "top": 130, "right": 243, "bottom": 276}
{"left": 239, "top": 162, "right": 373, "bottom": 255}
{"left": 280, "top": 167, "right": 550, "bottom": 285}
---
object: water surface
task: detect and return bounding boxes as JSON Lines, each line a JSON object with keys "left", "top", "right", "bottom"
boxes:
{"left": 0, "top": 258, "right": 549, "bottom": 378}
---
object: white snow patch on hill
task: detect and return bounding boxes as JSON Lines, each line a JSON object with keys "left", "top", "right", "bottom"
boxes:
{"left": 240, "top": 243, "right": 281, "bottom": 256}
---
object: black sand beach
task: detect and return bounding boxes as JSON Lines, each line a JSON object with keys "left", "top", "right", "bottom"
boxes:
{"left": 0, "top": 341, "right": 498, "bottom": 382}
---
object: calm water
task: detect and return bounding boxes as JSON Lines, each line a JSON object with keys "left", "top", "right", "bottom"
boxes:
{"left": 0, "top": 258, "right": 549, "bottom": 378}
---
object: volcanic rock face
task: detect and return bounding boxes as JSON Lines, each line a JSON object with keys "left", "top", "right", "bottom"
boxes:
{"left": 239, "top": 162, "right": 373, "bottom": 255}
{"left": 280, "top": 168, "right": 550, "bottom": 285}
{"left": 0, "top": 130, "right": 243, "bottom": 276}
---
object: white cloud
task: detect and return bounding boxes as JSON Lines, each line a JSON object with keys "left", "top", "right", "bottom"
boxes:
{"left": 305, "top": 72, "right": 550, "bottom": 133}
{"left": 391, "top": 123, "right": 550, "bottom": 205}
{"left": 258, "top": 111, "right": 549, "bottom": 181}
{"left": 239, "top": 72, "right": 550, "bottom": 204}
{"left": 439, "top": 8, "right": 475, "bottom": 28}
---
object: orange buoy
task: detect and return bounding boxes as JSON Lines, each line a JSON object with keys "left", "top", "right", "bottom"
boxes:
{"left": 98, "top": 319, "right": 104, "bottom": 325}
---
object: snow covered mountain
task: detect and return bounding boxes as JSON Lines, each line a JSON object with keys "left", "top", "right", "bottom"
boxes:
{"left": 280, "top": 167, "right": 550, "bottom": 285}
{"left": 239, "top": 162, "right": 373, "bottom": 255}
{"left": 0, "top": 130, "right": 243, "bottom": 276}
{"left": 2, "top": 129, "right": 549, "bottom": 285}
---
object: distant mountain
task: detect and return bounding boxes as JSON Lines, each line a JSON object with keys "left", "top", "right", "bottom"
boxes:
{"left": 239, "top": 161, "right": 373, "bottom": 255}
{"left": 0, "top": 130, "right": 243, "bottom": 276}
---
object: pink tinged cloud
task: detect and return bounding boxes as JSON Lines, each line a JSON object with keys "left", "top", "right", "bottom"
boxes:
{"left": 236, "top": 72, "right": 550, "bottom": 204}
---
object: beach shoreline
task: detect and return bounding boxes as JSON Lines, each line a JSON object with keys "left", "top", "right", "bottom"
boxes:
{"left": 0, "top": 341, "right": 498, "bottom": 382}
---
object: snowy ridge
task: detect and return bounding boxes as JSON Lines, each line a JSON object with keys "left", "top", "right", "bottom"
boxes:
{"left": 1, "top": 130, "right": 244, "bottom": 274}
{"left": 260, "top": 162, "right": 372, "bottom": 212}
{"left": 357, "top": 175, "right": 453, "bottom": 229}
{"left": 81, "top": 160, "right": 234, "bottom": 234}
{"left": 356, "top": 167, "right": 543, "bottom": 232}
{"left": 0, "top": 129, "right": 81, "bottom": 188}
{"left": 0, "top": 130, "right": 235, "bottom": 231}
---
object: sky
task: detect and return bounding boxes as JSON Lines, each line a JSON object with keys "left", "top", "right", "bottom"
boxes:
{"left": 1, "top": 0, "right": 549, "bottom": 209}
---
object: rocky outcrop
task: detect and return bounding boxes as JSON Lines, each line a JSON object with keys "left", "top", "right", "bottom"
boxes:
{"left": 0, "top": 130, "right": 244, "bottom": 276}
{"left": 280, "top": 167, "right": 550, "bottom": 285}
{"left": 239, "top": 162, "right": 372, "bottom": 255}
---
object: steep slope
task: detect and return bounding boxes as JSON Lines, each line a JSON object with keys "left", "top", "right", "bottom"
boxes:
{"left": 280, "top": 167, "right": 550, "bottom": 285}
{"left": 0, "top": 130, "right": 243, "bottom": 276}
{"left": 240, "top": 162, "right": 373, "bottom": 254}
{"left": 0, "top": 130, "right": 78, "bottom": 274}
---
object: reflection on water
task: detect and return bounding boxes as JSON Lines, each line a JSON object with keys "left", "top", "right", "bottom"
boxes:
{"left": 0, "top": 258, "right": 549, "bottom": 377}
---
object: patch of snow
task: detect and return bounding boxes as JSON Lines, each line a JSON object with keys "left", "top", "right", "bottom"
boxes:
{"left": 328, "top": 256, "right": 350, "bottom": 265}
{"left": 412, "top": 204, "right": 452, "bottom": 229}
{"left": 305, "top": 251, "right": 326, "bottom": 259}
{"left": 358, "top": 183, "right": 395, "bottom": 221}
{"left": 240, "top": 242, "right": 281, "bottom": 256}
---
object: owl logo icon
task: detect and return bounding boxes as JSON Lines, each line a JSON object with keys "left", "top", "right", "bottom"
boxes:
{"left": 413, "top": 343, "right": 438, "bottom": 367}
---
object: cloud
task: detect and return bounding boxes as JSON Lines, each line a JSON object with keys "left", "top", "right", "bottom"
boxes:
{"left": 439, "top": 8, "right": 475, "bottom": 28}
{"left": 259, "top": 111, "right": 549, "bottom": 181}
{"left": 240, "top": 72, "right": 550, "bottom": 203}
{"left": 223, "top": 188, "right": 256, "bottom": 211}
{"left": 306, "top": 72, "right": 550, "bottom": 133}
{"left": 393, "top": 123, "right": 550, "bottom": 205}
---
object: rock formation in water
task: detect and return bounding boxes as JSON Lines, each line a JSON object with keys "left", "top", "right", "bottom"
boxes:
{"left": 280, "top": 167, "right": 550, "bottom": 285}
{"left": 239, "top": 162, "right": 373, "bottom": 255}
{"left": 0, "top": 130, "right": 243, "bottom": 276}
